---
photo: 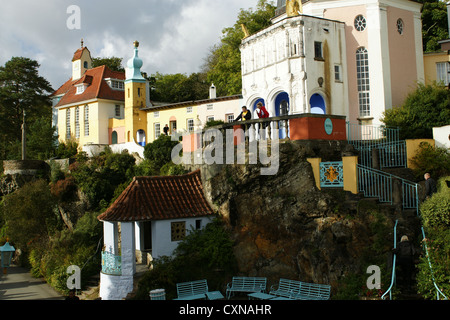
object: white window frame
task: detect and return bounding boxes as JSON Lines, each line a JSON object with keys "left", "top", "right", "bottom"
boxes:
{"left": 436, "top": 62, "right": 450, "bottom": 86}
{"left": 186, "top": 107, "right": 193, "bottom": 114}
{"left": 75, "top": 107, "right": 80, "bottom": 139}
{"left": 187, "top": 119, "right": 194, "bottom": 132}
{"left": 84, "top": 105, "right": 90, "bottom": 137}
{"left": 226, "top": 114, "right": 235, "bottom": 123}
{"left": 154, "top": 123, "right": 161, "bottom": 139}
{"left": 66, "top": 109, "right": 71, "bottom": 139}
{"left": 356, "top": 47, "right": 371, "bottom": 117}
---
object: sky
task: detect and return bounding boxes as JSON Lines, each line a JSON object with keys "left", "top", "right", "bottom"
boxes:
{"left": 0, "top": 0, "right": 259, "bottom": 90}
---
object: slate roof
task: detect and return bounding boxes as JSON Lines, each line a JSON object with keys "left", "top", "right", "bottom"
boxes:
{"left": 97, "top": 170, "right": 215, "bottom": 222}
{"left": 51, "top": 65, "right": 125, "bottom": 108}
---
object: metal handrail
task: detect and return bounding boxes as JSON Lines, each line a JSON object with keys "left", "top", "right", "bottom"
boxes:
{"left": 382, "top": 220, "right": 399, "bottom": 300}
{"left": 421, "top": 227, "right": 448, "bottom": 300}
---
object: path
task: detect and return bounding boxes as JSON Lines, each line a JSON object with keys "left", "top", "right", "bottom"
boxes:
{"left": 0, "top": 265, "right": 63, "bottom": 300}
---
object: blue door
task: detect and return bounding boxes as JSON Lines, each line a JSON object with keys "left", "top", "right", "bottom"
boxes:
{"left": 310, "top": 94, "right": 326, "bottom": 114}
{"left": 275, "top": 92, "right": 289, "bottom": 139}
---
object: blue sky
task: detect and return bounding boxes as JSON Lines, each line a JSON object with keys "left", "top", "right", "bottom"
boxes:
{"left": 0, "top": 0, "right": 259, "bottom": 90}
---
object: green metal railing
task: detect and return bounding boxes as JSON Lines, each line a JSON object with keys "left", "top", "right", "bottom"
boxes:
{"left": 382, "top": 220, "right": 398, "bottom": 300}
{"left": 421, "top": 227, "right": 448, "bottom": 300}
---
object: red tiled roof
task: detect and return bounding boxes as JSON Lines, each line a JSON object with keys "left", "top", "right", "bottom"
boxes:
{"left": 52, "top": 65, "right": 125, "bottom": 108}
{"left": 72, "top": 47, "right": 90, "bottom": 62}
{"left": 97, "top": 170, "right": 215, "bottom": 222}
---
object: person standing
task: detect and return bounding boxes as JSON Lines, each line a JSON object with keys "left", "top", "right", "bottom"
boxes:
{"left": 393, "top": 235, "right": 416, "bottom": 292}
{"left": 424, "top": 173, "right": 437, "bottom": 199}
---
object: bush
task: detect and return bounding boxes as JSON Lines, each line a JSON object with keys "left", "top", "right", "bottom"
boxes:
{"left": 420, "top": 177, "right": 450, "bottom": 228}
{"left": 143, "top": 135, "right": 179, "bottom": 173}
{"left": 410, "top": 143, "right": 450, "bottom": 179}
{"left": 382, "top": 83, "right": 450, "bottom": 139}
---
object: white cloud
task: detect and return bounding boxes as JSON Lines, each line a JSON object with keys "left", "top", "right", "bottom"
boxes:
{"left": 0, "top": 0, "right": 258, "bottom": 89}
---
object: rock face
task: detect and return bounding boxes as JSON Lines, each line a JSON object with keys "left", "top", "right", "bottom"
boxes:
{"left": 187, "top": 140, "right": 405, "bottom": 293}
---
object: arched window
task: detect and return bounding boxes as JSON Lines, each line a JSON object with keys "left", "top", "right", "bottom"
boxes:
{"left": 356, "top": 47, "right": 371, "bottom": 117}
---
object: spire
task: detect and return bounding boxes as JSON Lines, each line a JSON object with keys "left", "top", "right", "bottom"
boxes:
{"left": 126, "top": 40, "right": 145, "bottom": 83}
{"left": 81, "top": 38, "right": 84, "bottom": 48}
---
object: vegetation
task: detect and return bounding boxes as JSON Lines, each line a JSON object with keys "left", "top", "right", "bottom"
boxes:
{"left": 417, "top": 177, "right": 450, "bottom": 300}
{"left": 382, "top": 83, "right": 450, "bottom": 140}
{"left": 0, "top": 57, "right": 55, "bottom": 160}
{"left": 410, "top": 142, "right": 450, "bottom": 180}
{"left": 419, "top": 0, "right": 450, "bottom": 52}
{"left": 134, "top": 219, "right": 238, "bottom": 300}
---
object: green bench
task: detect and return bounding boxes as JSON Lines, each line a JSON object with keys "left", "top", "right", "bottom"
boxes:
{"left": 226, "top": 277, "right": 267, "bottom": 299}
{"left": 174, "top": 279, "right": 224, "bottom": 300}
{"left": 269, "top": 278, "right": 301, "bottom": 299}
{"left": 270, "top": 278, "right": 331, "bottom": 300}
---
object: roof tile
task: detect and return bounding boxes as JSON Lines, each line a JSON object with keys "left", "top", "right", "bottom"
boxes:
{"left": 97, "top": 170, "right": 214, "bottom": 222}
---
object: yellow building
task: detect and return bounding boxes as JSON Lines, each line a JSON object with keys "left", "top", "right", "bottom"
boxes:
{"left": 52, "top": 41, "right": 242, "bottom": 155}
{"left": 424, "top": 39, "right": 450, "bottom": 86}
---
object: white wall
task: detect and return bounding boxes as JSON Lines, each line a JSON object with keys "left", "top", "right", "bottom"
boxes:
{"left": 151, "top": 217, "right": 213, "bottom": 259}
{"left": 433, "top": 125, "right": 450, "bottom": 149}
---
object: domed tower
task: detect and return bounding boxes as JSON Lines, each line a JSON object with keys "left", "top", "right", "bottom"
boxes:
{"left": 125, "top": 41, "right": 148, "bottom": 146}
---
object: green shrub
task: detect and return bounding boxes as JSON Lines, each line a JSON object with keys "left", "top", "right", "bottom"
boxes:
{"left": 410, "top": 143, "right": 450, "bottom": 179}
{"left": 420, "top": 177, "right": 450, "bottom": 228}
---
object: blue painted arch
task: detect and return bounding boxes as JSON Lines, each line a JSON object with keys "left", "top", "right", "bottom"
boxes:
{"left": 310, "top": 93, "right": 326, "bottom": 115}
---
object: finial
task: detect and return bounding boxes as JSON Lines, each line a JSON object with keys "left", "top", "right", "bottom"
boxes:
{"left": 134, "top": 40, "right": 140, "bottom": 48}
{"left": 81, "top": 38, "right": 84, "bottom": 48}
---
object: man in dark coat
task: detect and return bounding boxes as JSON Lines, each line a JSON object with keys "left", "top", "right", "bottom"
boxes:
{"left": 424, "top": 173, "right": 437, "bottom": 199}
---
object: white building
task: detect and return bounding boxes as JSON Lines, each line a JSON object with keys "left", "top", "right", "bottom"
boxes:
{"left": 97, "top": 170, "right": 215, "bottom": 300}
{"left": 242, "top": 0, "right": 425, "bottom": 126}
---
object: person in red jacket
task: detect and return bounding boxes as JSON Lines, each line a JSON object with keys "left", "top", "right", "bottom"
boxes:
{"left": 255, "top": 102, "right": 270, "bottom": 140}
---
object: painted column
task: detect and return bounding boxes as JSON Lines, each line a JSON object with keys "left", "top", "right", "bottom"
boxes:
{"left": 366, "top": 3, "right": 392, "bottom": 125}
{"left": 121, "top": 222, "right": 136, "bottom": 277}
{"left": 343, "top": 156, "right": 358, "bottom": 195}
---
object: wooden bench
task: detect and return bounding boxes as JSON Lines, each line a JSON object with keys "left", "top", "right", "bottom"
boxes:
{"left": 292, "top": 282, "right": 331, "bottom": 300}
{"left": 174, "top": 279, "right": 223, "bottom": 300}
{"left": 269, "top": 278, "right": 302, "bottom": 299}
{"left": 226, "top": 277, "right": 267, "bottom": 299}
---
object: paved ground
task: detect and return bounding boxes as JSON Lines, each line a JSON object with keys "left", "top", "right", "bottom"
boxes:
{"left": 0, "top": 265, "right": 64, "bottom": 300}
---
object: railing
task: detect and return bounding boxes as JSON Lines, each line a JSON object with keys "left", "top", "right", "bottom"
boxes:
{"left": 357, "top": 165, "right": 419, "bottom": 214}
{"left": 358, "top": 165, "right": 393, "bottom": 204}
{"left": 421, "top": 227, "right": 448, "bottom": 300}
{"left": 347, "top": 122, "right": 406, "bottom": 168}
{"left": 320, "top": 162, "right": 344, "bottom": 188}
{"left": 101, "top": 251, "right": 122, "bottom": 276}
{"left": 382, "top": 220, "right": 398, "bottom": 300}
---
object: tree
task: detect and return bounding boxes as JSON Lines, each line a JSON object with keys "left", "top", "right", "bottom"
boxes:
{"left": 0, "top": 57, "right": 53, "bottom": 160}
{"left": 203, "top": 0, "right": 276, "bottom": 96}
{"left": 419, "top": 0, "right": 449, "bottom": 52}
{"left": 149, "top": 72, "right": 210, "bottom": 103}
{"left": 91, "top": 57, "right": 125, "bottom": 72}
{"left": 381, "top": 83, "right": 450, "bottom": 139}
{"left": 143, "top": 135, "right": 180, "bottom": 173}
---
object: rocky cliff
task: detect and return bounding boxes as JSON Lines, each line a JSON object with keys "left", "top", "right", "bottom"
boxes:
{"left": 187, "top": 140, "right": 419, "bottom": 294}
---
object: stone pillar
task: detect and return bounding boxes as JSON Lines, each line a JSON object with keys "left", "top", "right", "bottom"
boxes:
{"left": 343, "top": 156, "right": 358, "bottom": 195}
{"left": 121, "top": 222, "right": 136, "bottom": 277}
{"left": 307, "top": 158, "right": 322, "bottom": 190}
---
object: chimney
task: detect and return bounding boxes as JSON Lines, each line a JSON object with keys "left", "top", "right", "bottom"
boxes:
{"left": 209, "top": 83, "right": 217, "bottom": 99}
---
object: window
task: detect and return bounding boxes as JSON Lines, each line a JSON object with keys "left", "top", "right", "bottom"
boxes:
{"left": 83, "top": 61, "right": 89, "bottom": 69}
{"left": 195, "top": 220, "right": 202, "bottom": 230}
{"left": 186, "top": 107, "right": 193, "bottom": 114}
{"left": 226, "top": 114, "right": 235, "bottom": 123}
{"left": 154, "top": 123, "right": 161, "bottom": 139}
{"left": 356, "top": 47, "right": 371, "bottom": 117}
{"left": 397, "top": 19, "right": 404, "bottom": 35}
{"left": 334, "top": 65, "right": 342, "bottom": 82}
{"left": 171, "top": 222, "right": 186, "bottom": 241}
{"left": 137, "top": 88, "right": 141, "bottom": 97}
{"left": 314, "top": 42, "right": 323, "bottom": 60}
{"left": 76, "top": 85, "right": 86, "bottom": 95}
{"left": 207, "top": 104, "right": 214, "bottom": 111}
{"left": 436, "top": 62, "right": 450, "bottom": 86}
{"left": 84, "top": 105, "right": 90, "bottom": 136}
{"left": 66, "top": 109, "right": 71, "bottom": 139}
{"left": 154, "top": 111, "right": 160, "bottom": 118}
{"left": 354, "top": 15, "right": 367, "bottom": 32}
{"left": 187, "top": 119, "right": 194, "bottom": 132}
{"left": 75, "top": 107, "right": 80, "bottom": 138}
{"left": 207, "top": 116, "right": 214, "bottom": 123}
{"left": 108, "top": 80, "right": 124, "bottom": 90}
{"left": 115, "top": 105, "right": 121, "bottom": 118}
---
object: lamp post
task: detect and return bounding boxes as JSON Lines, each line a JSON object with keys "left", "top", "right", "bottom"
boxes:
{"left": 0, "top": 241, "right": 16, "bottom": 274}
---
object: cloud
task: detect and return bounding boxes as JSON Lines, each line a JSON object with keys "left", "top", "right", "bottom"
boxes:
{"left": 0, "top": 0, "right": 258, "bottom": 90}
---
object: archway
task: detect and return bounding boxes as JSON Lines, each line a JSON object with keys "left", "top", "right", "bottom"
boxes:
{"left": 137, "top": 130, "right": 146, "bottom": 147}
{"left": 274, "top": 92, "right": 290, "bottom": 139}
{"left": 111, "top": 131, "right": 118, "bottom": 145}
{"left": 310, "top": 93, "right": 326, "bottom": 115}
